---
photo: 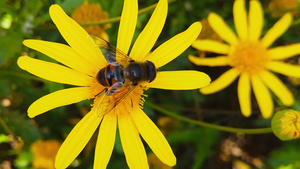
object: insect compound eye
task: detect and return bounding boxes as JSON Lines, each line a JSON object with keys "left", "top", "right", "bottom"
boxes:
{"left": 145, "top": 61, "right": 157, "bottom": 83}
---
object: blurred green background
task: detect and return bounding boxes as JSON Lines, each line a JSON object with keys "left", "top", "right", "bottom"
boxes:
{"left": 0, "top": 0, "right": 300, "bottom": 168}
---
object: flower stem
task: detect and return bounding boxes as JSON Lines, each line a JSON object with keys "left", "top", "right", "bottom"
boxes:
{"left": 0, "top": 116, "right": 14, "bottom": 136}
{"left": 145, "top": 102, "right": 272, "bottom": 134}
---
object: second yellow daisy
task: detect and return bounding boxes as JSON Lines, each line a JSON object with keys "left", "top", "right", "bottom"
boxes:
{"left": 189, "top": 0, "right": 300, "bottom": 119}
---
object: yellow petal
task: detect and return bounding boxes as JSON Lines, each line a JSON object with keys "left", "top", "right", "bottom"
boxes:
{"left": 147, "top": 71, "right": 211, "bottom": 90}
{"left": 94, "top": 111, "right": 117, "bottom": 169}
{"left": 17, "top": 56, "right": 93, "bottom": 86}
{"left": 118, "top": 111, "right": 148, "bottom": 169}
{"left": 208, "top": 12, "right": 238, "bottom": 45}
{"left": 55, "top": 109, "right": 102, "bottom": 169}
{"left": 130, "top": 0, "right": 167, "bottom": 61}
{"left": 49, "top": 5, "right": 106, "bottom": 68}
{"left": 268, "top": 43, "right": 300, "bottom": 60}
{"left": 233, "top": 0, "right": 248, "bottom": 40}
{"left": 192, "top": 39, "right": 230, "bottom": 54}
{"left": 23, "top": 40, "right": 98, "bottom": 76}
{"left": 146, "top": 22, "right": 202, "bottom": 68}
{"left": 248, "top": 0, "right": 263, "bottom": 41}
{"left": 117, "top": 0, "right": 138, "bottom": 54}
{"left": 267, "top": 61, "right": 300, "bottom": 78}
{"left": 259, "top": 70, "right": 294, "bottom": 106}
{"left": 28, "top": 87, "right": 93, "bottom": 118}
{"left": 238, "top": 73, "right": 252, "bottom": 117}
{"left": 131, "top": 108, "right": 176, "bottom": 166}
{"left": 251, "top": 75, "right": 273, "bottom": 119}
{"left": 188, "top": 55, "right": 228, "bottom": 66}
{"left": 200, "top": 68, "right": 240, "bottom": 94}
{"left": 261, "top": 13, "right": 293, "bottom": 48}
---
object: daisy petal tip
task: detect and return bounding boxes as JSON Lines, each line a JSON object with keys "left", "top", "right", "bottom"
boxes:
{"left": 241, "top": 110, "right": 251, "bottom": 118}
{"left": 22, "top": 40, "right": 30, "bottom": 46}
{"left": 49, "top": 4, "right": 64, "bottom": 18}
{"left": 50, "top": 4, "right": 61, "bottom": 11}
{"left": 208, "top": 12, "right": 219, "bottom": 22}
{"left": 199, "top": 87, "right": 209, "bottom": 95}
{"left": 284, "top": 97, "right": 295, "bottom": 107}
{"left": 282, "top": 12, "right": 293, "bottom": 26}
{"left": 283, "top": 12, "right": 293, "bottom": 24}
{"left": 27, "top": 114, "right": 36, "bottom": 119}
{"left": 200, "top": 76, "right": 211, "bottom": 89}
{"left": 261, "top": 105, "right": 274, "bottom": 119}
{"left": 17, "top": 56, "right": 28, "bottom": 68}
{"left": 192, "top": 21, "right": 202, "bottom": 30}
{"left": 169, "top": 156, "right": 177, "bottom": 166}
{"left": 27, "top": 112, "right": 35, "bottom": 118}
{"left": 187, "top": 22, "right": 202, "bottom": 40}
{"left": 285, "top": 12, "right": 293, "bottom": 20}
{"left": 262, "top": 112, "right": 273, "bottom": 119}
{"left": 27, "top": 106, "right": 37, "bottom": 118}
{"left": 208, "top": 12, "right": 216, "bottom": 17}
{"left": 187, "top": 54, "right": 197, "bottom": 61}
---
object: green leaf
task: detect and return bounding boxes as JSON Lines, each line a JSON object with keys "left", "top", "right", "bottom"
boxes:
{"left": 56, "top": 0, "right": 84, "bottom": 12}
{"left": 268, "top": 141, "right": 300, "bottom": 168}
{"left": 0, "top": 134, "right": 9, "bottom": 143}
{"left": 3, "top": 111, "right": 41, "bottom": 148}
{"left": 0, "top": 30, "right": 23, "bottom": 65}
{"left": 15, "top": 150, "right": 33, "bottom": 169}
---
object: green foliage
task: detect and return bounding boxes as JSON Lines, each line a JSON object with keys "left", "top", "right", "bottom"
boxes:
{"left": 168, "top": 128, "right": 219, "bottom": 169}
{"left": 268, "top": 140, "right": 300, "bottom": 168}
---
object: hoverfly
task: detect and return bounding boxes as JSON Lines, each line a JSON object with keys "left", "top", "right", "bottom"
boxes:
{"left": 89, "top": 35, "right": 157, "bottom": 117}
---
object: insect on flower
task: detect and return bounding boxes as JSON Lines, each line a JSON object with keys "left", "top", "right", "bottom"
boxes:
{"left": 89, "top": 35, "right": 157, "bottom": 116}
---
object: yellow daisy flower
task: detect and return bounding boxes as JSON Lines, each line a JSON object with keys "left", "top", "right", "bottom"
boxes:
{"left": 71, "top": 1, "right": 110, "bottom": 41}
{"left": 188, "top": 0, "right": 300, "bottom": 119}
{"left": 268, "top": 0, "right": 299, "bottom": 17}
{"left": 17, "top": 0, "right": 210, "bottom": 168}
{"left": 31, "top": 140, "right": 61, "bottom": 169}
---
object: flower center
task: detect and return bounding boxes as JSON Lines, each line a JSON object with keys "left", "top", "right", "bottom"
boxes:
{"left": 280, "top": 110, "right": 300, "bottom": 138}
{"left": 228, "top": 41, "right": 269, "bottom": 75}
{"left": 90, "top": 79, "right": 147, "bottom": 115}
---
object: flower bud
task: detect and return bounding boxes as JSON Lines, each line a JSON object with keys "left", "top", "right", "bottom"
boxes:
{"left": 271, "top": 109, "right": 300, "bottom": 141}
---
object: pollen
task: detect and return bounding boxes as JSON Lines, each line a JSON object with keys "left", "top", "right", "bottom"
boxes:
{"left": 280, "top": 110, "right": 300, "bottom": 138}
{"left": 110, "top": 86, "right": 147, "bottom": 115}
{"left": 228, "top": 41, "right": 269, "bottom": 75}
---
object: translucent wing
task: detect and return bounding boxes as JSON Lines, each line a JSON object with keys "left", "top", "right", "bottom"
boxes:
{"left": 89, "top": 35, "right": 133, "bottom": 65}
{"left": 94, "top": 85, "right": 136, "bottom": 117}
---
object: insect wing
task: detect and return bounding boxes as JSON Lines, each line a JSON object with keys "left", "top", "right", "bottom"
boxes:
{"left": 89, "top": 35, "right": 132, "bottom": 65}
{"left": 94, "top": 85, "right": 136, "bottom": 117}
{"left": 94, "top": 92, "right": 114, "bottom": 117}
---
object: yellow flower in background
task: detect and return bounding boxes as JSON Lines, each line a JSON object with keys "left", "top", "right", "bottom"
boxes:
{"left": 148, "top": 153, "right": 172, "bottom": 169}
{"left": 71, "top": 1, "right": 110, "bottom": 41}
{"left": 233, "top": 160, "right": 251, "bottom": 169}
{"left": 268, "top": 0, "right": 299, "bottom": 17}
{"left": 17, "top": 0, "right": 210, "bottom": 168}
{"left": 189, "top": 0, "right": 300, "bottom": 119}
{"left": 157, "top": 117, "right": 179, "bottom": 136}
{"left": 31, "top": 140, "right": 61, "bottom": 169}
